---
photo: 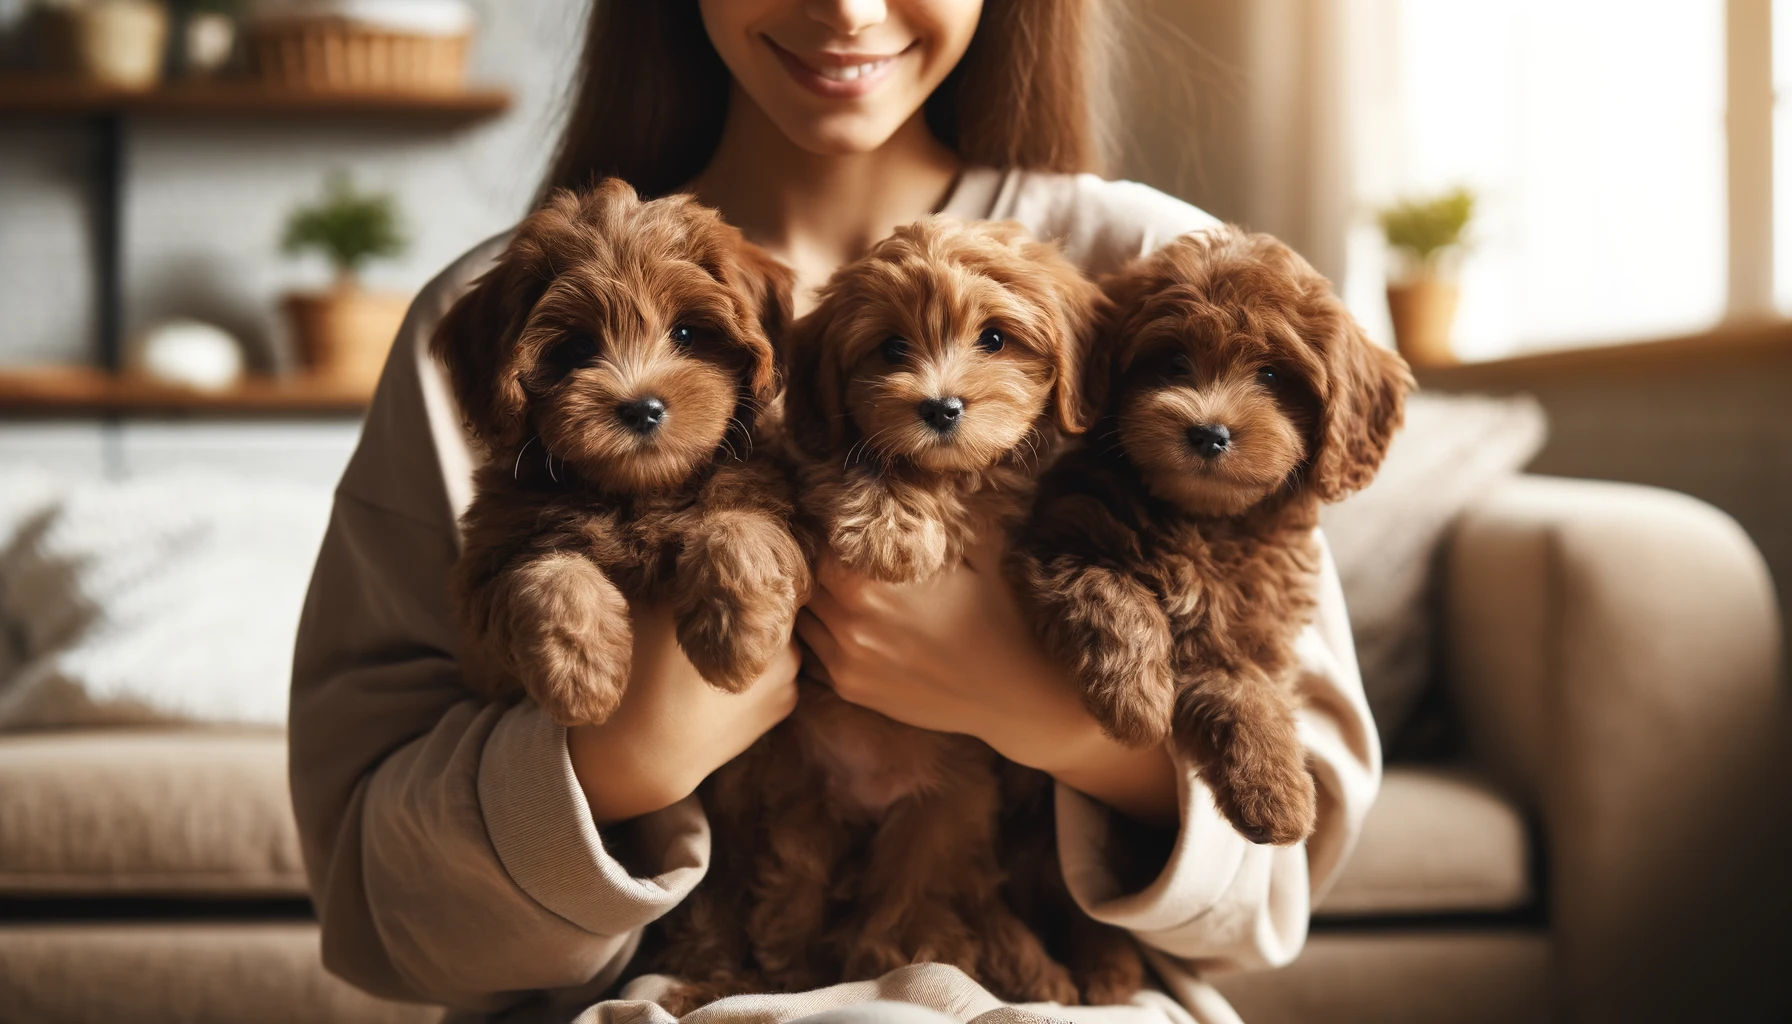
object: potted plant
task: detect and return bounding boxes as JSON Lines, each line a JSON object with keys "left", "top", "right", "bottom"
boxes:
{"left": 281, "top": 172, "right": 411, "bottom": 391}
{"left": 1378, "top": 187, "right": 1475, "bottom": 367}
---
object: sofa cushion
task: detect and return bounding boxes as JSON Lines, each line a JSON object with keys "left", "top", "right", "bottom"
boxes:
{"left": 0, "top": 729, "right": 304, "bottom": 896}
{"left": 0, "top": 922, "right": 433, "bottom": 1024}
{"left": 1318, "top": 766, "right": 1533, "bottom": 917}
{"left": 0, "top": 732, "right": 1534, "bottom": 918}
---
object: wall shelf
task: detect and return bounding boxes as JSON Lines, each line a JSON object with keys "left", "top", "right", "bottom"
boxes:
{"left": 0, "top": 76, "right": 512, "bottom": 121}
{"left": 0, "top": 74, "right": 511, "bottom": 393}
{"left": 0, "top": 367, "right": 372, "bottom": 418}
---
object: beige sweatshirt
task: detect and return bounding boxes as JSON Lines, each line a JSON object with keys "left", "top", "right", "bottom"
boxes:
{"left": 289, "top": 167, "right": 1382, "bottom": 1024}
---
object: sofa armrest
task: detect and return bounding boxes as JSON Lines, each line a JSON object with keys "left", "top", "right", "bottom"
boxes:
{"left": 1442, "top": 474, "right": 1784, "bottom": 1021}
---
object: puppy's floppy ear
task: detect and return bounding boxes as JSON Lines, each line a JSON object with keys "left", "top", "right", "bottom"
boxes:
{"left": 1309, "top": 299, "right": 1415, "bottom": 501}
{"left": 1038, "top": 248, "right": 1108, "bottom": 436}
{"left": 780, "top": 295, "right": 850, "bottom": 458}
{"left": 1082, "top": 254, "right": 1166, "bottom": 429}
{"left": 723, "top": 238, "right": 795, "bottom": 408}
{"left": 429, "top": 191, "right": 585, "bottom": 453}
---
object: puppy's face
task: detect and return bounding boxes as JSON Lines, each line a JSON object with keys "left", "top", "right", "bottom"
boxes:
{"left": 432, "top": 180, "right": 792, "bottom": 494}
{"left": 787, "top": 217, "right": 1102, "bottom": 474}
{"left": 1098, "top": 228, "right": 1412, "bottom": 516}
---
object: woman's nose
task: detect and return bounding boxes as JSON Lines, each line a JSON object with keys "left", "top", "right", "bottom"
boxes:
{"left": 805, "top": 0, "right": 888, "bottom": 36}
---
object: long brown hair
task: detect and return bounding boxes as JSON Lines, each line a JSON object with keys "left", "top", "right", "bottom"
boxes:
{"left": 540, "top": 1, "right": 1102, "bottom": 202}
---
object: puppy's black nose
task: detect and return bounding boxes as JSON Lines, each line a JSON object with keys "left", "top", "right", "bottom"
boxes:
{"left": 918, "top": 396, "right": 965, "bottom": 434}
{"left": 617, "top": 397, "right": 668, "bottom": 435}
{"left": 1187, "top": 423, "right": 1231, "bottom": 459}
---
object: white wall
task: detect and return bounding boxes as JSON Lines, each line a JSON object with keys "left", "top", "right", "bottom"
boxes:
{"left": 0, "top": 1, "right": 587, "bottom": 370}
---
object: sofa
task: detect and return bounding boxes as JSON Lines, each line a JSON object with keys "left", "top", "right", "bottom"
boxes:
{"left": 0, "top": 418, "right": 1782, "bottom": 1023}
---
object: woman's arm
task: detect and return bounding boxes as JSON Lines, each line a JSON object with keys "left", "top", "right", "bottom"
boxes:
{"left": 795, "top": 536, "right": 1178, "bottom": 825}
{"left": 796, "top": 529, "right": 1380, "bottom": 974}
{"left": 569, "top": 605, "right": 799, "bottom": 827}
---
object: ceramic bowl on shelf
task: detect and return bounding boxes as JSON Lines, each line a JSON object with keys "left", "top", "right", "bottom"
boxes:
{"left": 129, "top": 319, "right": 246, "bottom": 392}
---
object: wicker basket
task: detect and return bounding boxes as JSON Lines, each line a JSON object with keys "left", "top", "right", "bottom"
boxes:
{"left": 248, "top": 17, "right": 467, "bottom": 93}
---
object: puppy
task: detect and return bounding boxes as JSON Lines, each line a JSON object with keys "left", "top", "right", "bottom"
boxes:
{"left": 1011, "top": 226, "right": 1412, "bottom": 852}
{"left": 653, "top": 217, "right": 1116, "bottom": 1010}
{"left": 432, "top": 180, "right": 809, "bottom": 727}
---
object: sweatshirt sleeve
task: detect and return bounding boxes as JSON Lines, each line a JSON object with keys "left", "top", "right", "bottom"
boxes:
{"left": 1052, "top": 532, "right": 1381, "bottom": 973}
{"left": 287, "top": 241, "right": 709, "bottom": 1012}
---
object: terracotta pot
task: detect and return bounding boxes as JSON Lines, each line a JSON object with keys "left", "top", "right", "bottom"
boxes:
{"left": 284, "top": 285, "right": 410, "bottom": 392}
{"left": 75, "top": 0, "right": 170, "bottom": 91}
{"left": 1385, "top": 276, "right": 1460, "bottom": 367}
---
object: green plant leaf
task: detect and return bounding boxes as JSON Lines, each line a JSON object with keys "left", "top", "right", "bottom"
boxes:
{"left": 1378, "top": 187, "right": 1476, "bottom": 269}
{"left": 281, "top": 171, "right": 408, "bottom": 280}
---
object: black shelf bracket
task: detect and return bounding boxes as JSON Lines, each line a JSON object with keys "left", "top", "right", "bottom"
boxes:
{"left": 90, "top": 110, "right": 124, "bottom": 373}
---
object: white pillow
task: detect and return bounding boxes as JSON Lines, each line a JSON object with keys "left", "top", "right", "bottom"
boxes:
{"left": 1321, "top": 392, "right": 1548, "bottom": 746}
{"left": 0, "top": 471, "right": 334, "bottom": 730}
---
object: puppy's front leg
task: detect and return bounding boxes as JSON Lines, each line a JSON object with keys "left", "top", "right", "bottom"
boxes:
{"left": 672, "top": 509, "right": 810, "bottom": 692}
{"left": 483, "top": 550, "right": 632, "bottom": 726}
{"left": 1171, "top": 662, "right": 1315, "bottom": 846}
{"left": 1008, "top": 547, "right": 1176, "bottom": 748}
{"left": 817, "top": 470, "right": 953, "bottom": 584}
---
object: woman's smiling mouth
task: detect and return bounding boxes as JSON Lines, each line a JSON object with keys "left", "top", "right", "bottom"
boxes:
{"left": 766, "top": 38, "right": 913, "bottom": 99}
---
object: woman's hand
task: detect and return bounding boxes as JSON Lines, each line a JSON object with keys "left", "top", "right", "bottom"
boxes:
{"left": 568, "top": 603, "right": 800, "bottom": 827}
{"left": 796, "top": 536, "right": 1180, "bottom": 826}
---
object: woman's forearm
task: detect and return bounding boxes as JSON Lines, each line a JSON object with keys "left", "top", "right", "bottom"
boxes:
{"left": 1038, "top": 724, "right": 1180, "bottom": 827}
{"left": 983, "top": 681, "right": 1180, "bottom": 827}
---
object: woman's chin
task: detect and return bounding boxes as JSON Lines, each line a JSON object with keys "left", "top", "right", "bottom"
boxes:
{"left": 770, "top": 111, "right": 914, "bottom": 157}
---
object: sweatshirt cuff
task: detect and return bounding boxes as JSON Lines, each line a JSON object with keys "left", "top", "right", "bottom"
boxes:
{"left": 477, "top": 701, "right": 709, "bottom": 936}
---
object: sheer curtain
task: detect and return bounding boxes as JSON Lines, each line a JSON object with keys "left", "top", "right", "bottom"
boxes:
{"left": 1115, "top": 0, "right": 1733, "bottom": 361}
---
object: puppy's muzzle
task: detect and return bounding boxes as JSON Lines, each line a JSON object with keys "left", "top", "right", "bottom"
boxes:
{"left": 918, "top": 396, "right": 965, "bottom": 436}
{"left": 1187, "top": 423, "right": 1231, "bottom": 459}
{"left": 617, "top": 397, "right": 668, "bottom": 436}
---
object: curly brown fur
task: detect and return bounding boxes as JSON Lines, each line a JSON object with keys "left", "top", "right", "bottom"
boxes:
{"left": 996, "top": 761, "right": 1150, "bottom": 1006}
{"left": 432, "top": 179, "right": 810, "bottom": 727}
{"left": 653, "top": 219, "right": 1105, "bottom": 1010}
{"left": 1012, "top": 226, "right": 1411, "bottom": 856}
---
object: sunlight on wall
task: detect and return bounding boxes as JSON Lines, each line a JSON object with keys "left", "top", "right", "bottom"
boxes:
{"left": 1394, "top": 1, "right": 1727, "bottom": 359}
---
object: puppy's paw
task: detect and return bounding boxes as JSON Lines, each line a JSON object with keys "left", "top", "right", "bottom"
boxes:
{"left": 1082, "top": 663, "right": 1174, "bottom": 748}
{"left": 843, "top": 901, "right": 981, "bottom": 981}
{"left": 674, "top": 513, "right": 808, "bottom": 692}
{"left": 656, "top": 974, "right": 763, "bottom": 1018}
{"left": 1071, "top": 924, "right": 1145, "bottom": 1006}
{"left": 1031, "top": 564, "right": 1175, "bottom": 748}
{"left": 508, "top": 552, "right": 632, "bottom": 726}
{"left": 976, "top": 902, "right": 1080, "bottom": 1005}
{"left": 829, "top": 511, "right": 951, "bottom": 584}
{"left": 1198, "top": 718, "right": 1317, "bottom": 846}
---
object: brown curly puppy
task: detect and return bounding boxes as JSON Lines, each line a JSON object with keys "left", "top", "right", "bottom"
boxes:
{"left": 432, "top": 179, "right": 810, "bottom": 727}
{"left": 1011, "top": 226, "right": 1412, "bottom": 851}
{"left": 652, "top": 217, "right": 1111, "bottom": 1011}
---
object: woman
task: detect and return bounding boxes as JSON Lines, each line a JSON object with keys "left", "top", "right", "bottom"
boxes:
{"left": 289, "top": 2, "right": 1379, "bottom": 1022}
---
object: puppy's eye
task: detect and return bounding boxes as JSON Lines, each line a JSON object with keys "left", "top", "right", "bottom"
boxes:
{"left": 976, "top": 327, "right": 1005, "bottom": 354}
{"left": 1257, "top": 367, "right": 1280, "bottom": 388}
{"left": 880, "top": 336, "right": 910, "bottom": 364}
{"left": 544, "top": 332, "right": 600, "bottom": 378}
{"left": 1167, "top": 353, "right": 1193, "bottom": 377}
{"left": 670, "top": 324, "right": 698, "bottom": 349}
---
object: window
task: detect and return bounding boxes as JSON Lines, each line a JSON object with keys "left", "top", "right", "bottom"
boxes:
{"left": 1369, "top": 1, "right": 1773, "bottom": 360}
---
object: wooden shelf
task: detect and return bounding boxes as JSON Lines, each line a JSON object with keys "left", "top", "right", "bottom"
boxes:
{"left": 0, "top": 367, "right": 373, "bottom": 417}
{"left": 1415, "top": 317, "right": 1792, "bottom": 392}
{"left": 0, "top": 75, "right": 511, "bottom": 122}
